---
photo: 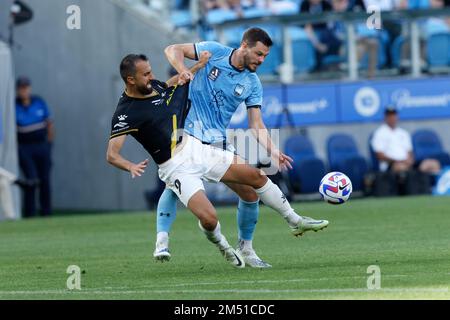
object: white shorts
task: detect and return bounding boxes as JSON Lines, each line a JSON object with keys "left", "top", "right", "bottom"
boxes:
{"left": 158, "top": 135, "right": 234, "bottom": 206}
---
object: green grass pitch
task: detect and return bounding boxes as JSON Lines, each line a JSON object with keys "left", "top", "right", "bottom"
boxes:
{"left": 1, "top": 195, "right": 449, "bottom": 300}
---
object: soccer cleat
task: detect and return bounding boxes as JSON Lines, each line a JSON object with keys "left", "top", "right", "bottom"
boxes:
{"left": 220, "top": 247, "right": 245, "bottom": 268}
{"left": 153, "top": 247, "right": 171, "bottom": 262}
{"left": 291, "top": 216, "right": 329, "bottom": 237}
{"left": 236, "top": 247, "right": 272, "bottom": 268}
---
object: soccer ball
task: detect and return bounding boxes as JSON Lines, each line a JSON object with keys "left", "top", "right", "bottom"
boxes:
{"left": 319, "top": 172, "right": 352, "bottom": 205}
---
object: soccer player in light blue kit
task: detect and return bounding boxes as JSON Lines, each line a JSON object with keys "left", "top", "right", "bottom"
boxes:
{"left": 154, "top": 28, "right": 328, "bottom": 267}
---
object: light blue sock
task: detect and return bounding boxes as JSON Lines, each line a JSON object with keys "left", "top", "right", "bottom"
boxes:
{"left": 237, "top": 198, "right": 260, "bottom": 241}
{"left": 156, "top": 188, "right": 178, "bottom": 234}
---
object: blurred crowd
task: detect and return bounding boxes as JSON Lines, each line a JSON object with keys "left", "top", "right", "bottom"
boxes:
{"left": 165, "top": 0, "right": 450, "bottom": 77}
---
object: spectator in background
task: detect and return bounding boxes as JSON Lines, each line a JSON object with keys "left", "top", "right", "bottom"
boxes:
{"left": 300, "top": 0, "right": 336, "bottom": 70}
{"left": 400, "top": 0, "right": 450, "bottom": 71}
{"left": 330, "top": 0, "right": 379, "bottom": 77}
{"left": 363, "top": 0, "right": 407, "bottom": 67}
{"left": 422, "top": 0, "right": 450, "bottom": 36}
{"left": 371, "top": 107, "right": 441, "bottom": 174}
{"left": 15, "top": 77, "right": 54, "bottom": 218}
{"left": 202, "top": 0, "right": 229, "bottom": 12}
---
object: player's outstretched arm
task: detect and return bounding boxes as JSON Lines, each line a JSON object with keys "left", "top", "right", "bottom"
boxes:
{"left": 166, "top": 51, "right": 211, "bottom": 87}
{"left": 247, "top": 108, "right": 293, "bottom": 171}
{"left": 164, "top": 43, "right": 199, "bottom": 85}
{"left": 107, "top": 135, "right": 149, "bottom": 179}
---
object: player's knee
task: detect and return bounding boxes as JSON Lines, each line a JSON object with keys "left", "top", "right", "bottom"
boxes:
{"left": 200, "top": 213, "right": 218, "bottom": 231}
{"left": 197, "top": 205, "right": 218, "bottom": 231}
{"left": 238, "top": 186, "right": 259, "bottom": 202}
{"left": 250, "top": 170, "right": 268, "bottom": 189}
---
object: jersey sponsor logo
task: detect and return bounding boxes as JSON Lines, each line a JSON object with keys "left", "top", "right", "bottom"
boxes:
{"left": 159, "top": 212, "right": 171, "bottom": 217}
{"left": 114, "top": 122, "right": 128, "bottom": 129}
{"left": 208, "top": 67, "right": 221, "bottom": 81}
{"left": 209, "top": 89, "right": 225, "bottom": 110}
{"left": 118, "top": 115, "right": 128, "bottom": 121}
{"left": 234, "top": 84, "right": 245, "bottom": 97}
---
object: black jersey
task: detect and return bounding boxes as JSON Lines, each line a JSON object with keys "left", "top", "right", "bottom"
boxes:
{"left": 110, "top": 80, "right": 191, "bottom": 165}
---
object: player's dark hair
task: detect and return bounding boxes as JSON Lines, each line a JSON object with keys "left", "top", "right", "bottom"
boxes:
{"left": 120, "top": 54, "right": 148, "bottom": 83}
{"left": 242, "top": 28, "right": 273, "bottom": 48}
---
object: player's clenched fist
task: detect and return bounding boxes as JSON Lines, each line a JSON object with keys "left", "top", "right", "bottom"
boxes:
{"left": 178, "top": 69, "right": 194, "bottom": 85}
{"left": 198, "top": 51, "right": 211, "bottom": 67}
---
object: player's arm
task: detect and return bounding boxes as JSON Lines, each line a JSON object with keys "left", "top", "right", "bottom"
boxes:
{"left": 164, "top": 43, "right": 198, "bottom": 85}
{"left": 166, "top": 51, "right": 211, "bottom": 87}
{"left": 106, "top": 135, "right": 149, "bottom": 179}
{"left": 247, "top": 108, "right": 293, "bottom": 171}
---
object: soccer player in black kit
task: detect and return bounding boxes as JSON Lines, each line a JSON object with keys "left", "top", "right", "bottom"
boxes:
{"left": 107, "top": 52, "right": 247, "bottom": 267}
{"left": 107, "top": 53, "right": 328, "bottom": 268}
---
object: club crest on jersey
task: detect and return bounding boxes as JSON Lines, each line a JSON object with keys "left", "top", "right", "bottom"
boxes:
{"left": 208, "top": 67, "right": 221, "bottom": 81}
{"left": 234, "top": 84, "right": 244, "bottom": 97}
{"left": 114, "top": 114, "right": 129, "bottom": 128}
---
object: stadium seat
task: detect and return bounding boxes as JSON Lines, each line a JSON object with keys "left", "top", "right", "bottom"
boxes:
{"left": 412, "top": 129, "right": 450, "bottom": 167}
{"left": 408, "top": 0, "right": 430, "bottom": 8}
{"left": 242, "top": 7, "right": 271, "bottom": 19}
{"left": 290, "top": 27, "right": 316, "bottom": 73}
{"left": 327, "top": 133, "right": 368, "bottom": 191}
{"left": 206, "top": 9, "right": 238, "bottom": 25}
{"left": 171, "top": 10, "right": 192, "bottom": 28}
{"left": 284, "top": 134, "right": 326, "bottom": 194}
{"left": 426, "top": 32, "right": 450, "bottom": 67}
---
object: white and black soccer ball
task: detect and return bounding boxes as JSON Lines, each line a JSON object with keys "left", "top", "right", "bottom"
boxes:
{"left": 319, "top": 172, "right": 352, "bottom": 205}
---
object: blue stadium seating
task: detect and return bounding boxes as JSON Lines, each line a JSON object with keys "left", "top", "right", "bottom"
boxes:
{"left": 412, "top": 129, "right": 450, "bottom": 167}
{"left": 290, "top": 27, "right": 316, "bottom": 73}
{"left": 171, "top": 10, "right": 192, "bottom": 28}
{"left": 388, "top": 31, "right": 450, "bottom": 70}
{"left": 242, "top": 7, "right": 271, "bottom": 19}
{"left": 426, "top": 32, "right": 450, "bottom": 67}
{"left": 408, "top": 0, "right": 430, "bottom": 8}
{"left": 327, "top": 133, "right": 368, "bottom": 191}
{"left": 206, "top": 9, "right": 238, "bottom": 25}
{"left": 284, "top": 134, "right": 326, "bottom": 194}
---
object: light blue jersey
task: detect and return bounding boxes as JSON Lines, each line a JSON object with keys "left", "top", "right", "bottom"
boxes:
{"left": 185, "top": 41, "right": 263, "bottom": 144}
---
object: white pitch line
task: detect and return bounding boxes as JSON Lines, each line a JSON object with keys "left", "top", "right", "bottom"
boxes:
{"left": 96, "top": 274, "right": 409, "bottom": 290}
{"left": 0, "top": 287, "right": 448, "bottom": 295}
{"left": 0, "top": 275, "right": 412, "bottom": 295}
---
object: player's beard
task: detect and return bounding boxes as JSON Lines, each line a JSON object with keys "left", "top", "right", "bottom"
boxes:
{"left": 136, "top": 82, "right": 153, "bottom": 95}
{"left": 244, "top": 54, "right": 259, "bottom": 73}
